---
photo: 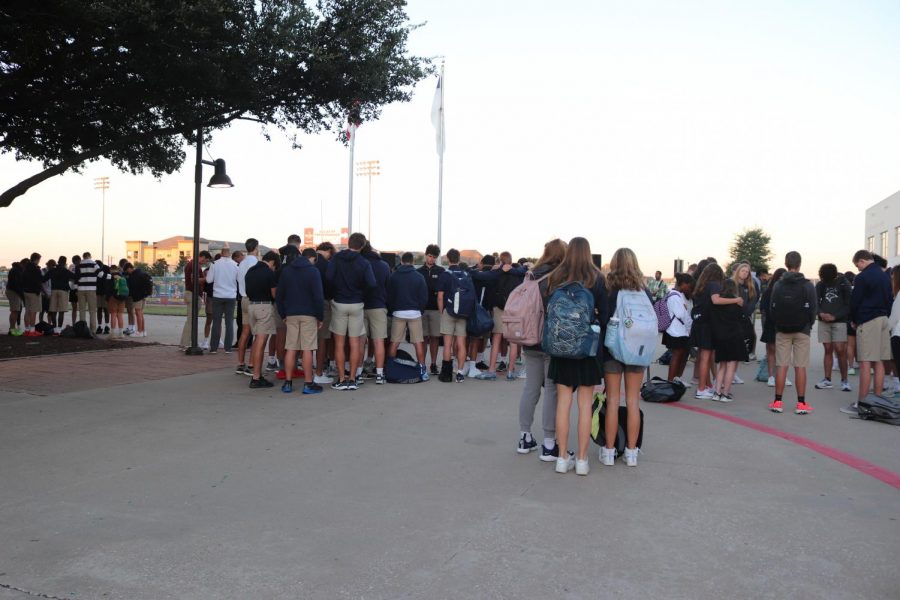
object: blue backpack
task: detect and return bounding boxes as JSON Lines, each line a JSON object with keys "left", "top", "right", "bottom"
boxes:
{"left": 445, "top": 269, "right": 476, "bottom": 318}
{"left": 385, "top": 349, "right": 423, "bottom": 384}
{"left": 542, "top": 282, "right": 599, "bottom": 359}
{"left": 604, "top": 290, "right": 658, "bottom": 367}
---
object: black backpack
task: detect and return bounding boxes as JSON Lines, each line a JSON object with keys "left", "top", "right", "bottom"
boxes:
{"left": 771, "top": 277, "right": 809, "bottom": 333}
{"left": 591, "top": 394, "right": 643, "bottom": 456}
{"left": 385, "top": 349, "right": 422, "bottom": 384}
{"left": 73, "top": 320, "right": 94, "bottom": 339}
{"left": 857, "top": 393, "right": 900, "bottom": 425}
{"left": 493, "top": 271, "right": 523, "bottom": 310}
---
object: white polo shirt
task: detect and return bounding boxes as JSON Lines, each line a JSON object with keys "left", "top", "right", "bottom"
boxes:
{"left": 206, "top": 257, "right": 239, "bottom": 299}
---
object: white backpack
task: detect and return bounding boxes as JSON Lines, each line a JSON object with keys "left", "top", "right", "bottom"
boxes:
{"left": 604, "top": 290, "right": 658, "bottom": 367}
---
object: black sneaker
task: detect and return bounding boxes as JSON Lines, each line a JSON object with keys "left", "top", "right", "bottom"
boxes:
{"left": 303, "top": 382, "right": 323, "bottom": 394}
{"left": 375, "top": 373, "right": 385, "bottom": 385}
{"left": 355, "top": 375, "right": 366, "bottom": 386}
{"left": 104, "top": 325, "right": 110, "bottom": 334}
{"left": 517, "top": 433, "right": 538, "bottom": 454}
{"left": 95, "top": 326, "right": 103, "bottom": 335}
{"left": 540, "top": 442, "right": 560, "bottom": 462}
{"left": 430, "top": 363, "right": 439, "bottom": 375}
{"left": 496, "top": 361, "right": 507, "bottom": 372}
{"left": 344, "top": 380, "right": 359, "bottom": 391}
{"left": 455, "top": 372, "right": 465, "bottom": 383}
{"left": 281, "top": 381, "right": 293, "bottom": 394}
{"left": 476, "top": 361, "right": 489, "bottom": 371}
{"left": 332, "top": 379, "right": 349, "bottom": 390}
{"left": 235, "top": 363, "right": 247, "bottom": 374}
{"left": 249, "top": 377, "right": 274, "bottom": 389}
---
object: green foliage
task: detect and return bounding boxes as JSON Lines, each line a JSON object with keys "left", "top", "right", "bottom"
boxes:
{"left": 133, "top": 261, "right": 151, "bottom": 273}
{"left": 0, "top": 0, "right": 429, "bottom": 206}
{"left": 728, "top": 227, "right": 773, "bottom": 275}
{"left": 149, "top": 258, "right": 169, "bottom": 277}
{"left": 174, "top": 255, "right": 189, "bottom": 275}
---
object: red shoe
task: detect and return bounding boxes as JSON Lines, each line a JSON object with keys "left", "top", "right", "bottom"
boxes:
{"left": 24, "top": 330, "right": 43, "bottom": 337}
{"left": 768, "top": 400, "right": 783, "bottom": 413}
{"left": 276, "top": 369, "right": 304, "bottom": 380}
{"left": 795, "top": 402, "right": 813, "bottom": 415}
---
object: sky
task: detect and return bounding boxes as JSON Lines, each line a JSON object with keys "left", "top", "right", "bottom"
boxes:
{"left": 2, "top": 0, "right": 900, "bottom": 276}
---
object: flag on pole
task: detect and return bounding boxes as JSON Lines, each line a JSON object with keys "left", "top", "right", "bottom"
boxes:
{"left": 430, "top": 75, "right": 444, "bottom": 155}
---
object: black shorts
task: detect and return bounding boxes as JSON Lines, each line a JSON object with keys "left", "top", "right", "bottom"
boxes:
{"left": 663, "top": 332, "right": 691, "bottom": 350}
{"left": 690, "top": 322, "right": 714, "bottom": 350}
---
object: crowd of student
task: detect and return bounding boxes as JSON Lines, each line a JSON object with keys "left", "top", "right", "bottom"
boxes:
{"left": 4, "top": 252, "right": 153, "bottom": 338}
{"left": 7, "top": 237, "right": 894, "bottom": 477}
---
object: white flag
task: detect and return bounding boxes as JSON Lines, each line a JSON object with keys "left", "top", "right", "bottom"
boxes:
{"left": 430, "top": 75, "right": 444, "bottom": 155}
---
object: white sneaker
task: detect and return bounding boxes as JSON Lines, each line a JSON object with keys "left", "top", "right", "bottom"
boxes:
{"left": 815, "top": 379, "right": 833, "bottom": 389}
{"left": 624, "top": 447, "right": 639, "bottom": 467}
{"left": 786, "top": 379, "right": 793, "bottom": 387}
{"left": 767, "top": 375, "right": 775, "bottom": 387}
{"left": 841, "top": 381, "right": 852, "bottom": 392}
{"left": 555, "top": 452, "right": 575, "bottom": 474}
{"left": 732, "top": 374, "right": 744, "bottom": 384}
{"left": 600, "top": 446, "right": 616, "bottom": 466}
{"left": 695, "top": 387, "right": 715, "bottom": 400}
{"left": 466, "top": 362, "right": 481, "bottom": 378}
{"left": 200, "top": 339, "right": 210, "bottom": 350}
{"left": 313, "top": 374, "right": 334, "bottom": 384}
{"left": 575, "top": 458, "right": 590, "bottom": 476}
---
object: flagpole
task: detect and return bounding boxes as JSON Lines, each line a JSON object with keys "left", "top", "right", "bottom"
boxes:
{"left": 437, "top": 62, "right": 445, "bottom": 250}
{"left": 347, "top": 123, "right": 356, "bottom": 234}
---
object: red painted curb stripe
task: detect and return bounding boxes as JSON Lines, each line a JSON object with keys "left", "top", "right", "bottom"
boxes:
{"left": 667, "top": 403, "right": 900, "bottom": 490}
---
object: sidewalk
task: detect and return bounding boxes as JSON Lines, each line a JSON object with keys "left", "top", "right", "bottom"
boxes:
{"left": 0, "top": 312, "right": 898, "bottom": 599}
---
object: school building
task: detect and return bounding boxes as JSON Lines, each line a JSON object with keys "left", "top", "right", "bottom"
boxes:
{"left": 124, "top": 236, "right": 272, "bottom": 272}
{"left": 864, "top": 189, "right": 900, "bottom": 267}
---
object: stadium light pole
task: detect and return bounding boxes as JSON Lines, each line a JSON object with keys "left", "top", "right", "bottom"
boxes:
{"left": 93, "top": 176, "right": 110, "bottom": 263}
{"left": 186, "top": 126, "right": 234, "bottom": 356}
{"left": 355, "top": 160, "right": 380, "bottom": 239}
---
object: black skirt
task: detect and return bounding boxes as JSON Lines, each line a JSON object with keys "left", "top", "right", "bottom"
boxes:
{"left": 663, "top": 332, "right": 691, "bottom": 349}
{"left": 714, "top": 336, "right": 749, "bottom": 363}
{"left": 548, "top": 354, "right": 604, "bottom": 388}
{"left": 690, "top": 321, "right": 714, "bottom": 350}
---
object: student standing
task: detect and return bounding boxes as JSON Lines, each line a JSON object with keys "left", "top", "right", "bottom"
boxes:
{"left": 205, "top": 251, "right": 240, "bottom": 354}
{"left": 417, "top": 244, "right": 446, "bottom": 374}
{"left": 814, "top": 264, "right": 852, "bottom": 392}
{"left": 664, "top": 273, "right": 694, "bottom": 384}
{"left": 386, "top": 252, "right": 429, "bottom": 378}
{"left": 710, "top": 279, "right": 748, "bottom": 401}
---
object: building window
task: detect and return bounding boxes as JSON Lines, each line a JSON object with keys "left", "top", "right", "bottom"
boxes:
{"left": 881, "top": 231, "right": 888, "bottom": 258}
{"left": 867, "top": 236, "right": 875, "bottom": 252}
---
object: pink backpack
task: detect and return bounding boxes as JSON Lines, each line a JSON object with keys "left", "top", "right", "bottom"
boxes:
{"left": 653, "top": 290, "right": 679, "bottom": 332}
{"left": 502, "top": 272, "right": 551, "bottom": 346}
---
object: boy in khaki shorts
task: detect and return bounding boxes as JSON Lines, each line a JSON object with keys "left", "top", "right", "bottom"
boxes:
{"left": 277, "top": 248, "right": 325, "bottom": 394}
{"left": 769, "top": 251, "right": 817, "bottom": 415}
{"left": 417, "top": 244, "right": 445, "bottom": 375}
{"left": 387, "top": 252, "right": 429, "bottom": 380}
{"left": 245, "top": 251, "right": 279, "bottom": 389}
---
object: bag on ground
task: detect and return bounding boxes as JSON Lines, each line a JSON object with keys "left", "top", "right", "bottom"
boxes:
{"left": 445, "top": 270, "right": 476, "bottom": 318}
{"left": 385, "top": 349, "right": 423, "bottom": 384}
{"left": 542, "top": 282, "right": 598, "bottom": 359}
{"left": 857, "top": 393, "right": 900, "bottom": 425}
{"left": 604, "top": 290, "right": 658, "bottom": 367}
{"left": 73, "top": 320, "right": 93, "bottom": 339}
{"left": 640, "top": 376, "right": 686, "bottom": 403}
{"left": 502, "top": 272, "right": 549, "bottom": 346}
{"left": 591, "top": 393, "right": 644, "bottom": 456}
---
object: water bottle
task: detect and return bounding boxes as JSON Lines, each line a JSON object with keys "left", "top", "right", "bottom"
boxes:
{"left": 589, "top": 323, "right": 601, "bottom": 357}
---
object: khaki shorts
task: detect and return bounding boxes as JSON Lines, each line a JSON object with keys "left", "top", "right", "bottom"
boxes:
{"left": 23, "top": 292, "right": 41, "bottom": 313}
{"left": 285, "top": 315, "right": 318, "bottom": 351}
{"left": 273, "top": 309, "right": 285, "bottom": 330}
{"left": 240, "top": 296, "right": 251, "bottom": 324}
{"left": 5, "top": 290, "right": 23, "bottom": 312}
{"left": 423, "top": 309, "right": 442, "bottom": 337}
{"left": 108, "top": 297, "right": 126, "bottom": 314}
{"left": 97, "top": 294, "right": 108, "bottom": 309}
{"left": 391, "top": 317, "right": 424, "bottom": 344}
{"left": 775, "top": 332, "right": 811, "bottom": 368}
{"left": 604, "top": 358, "right": 645, "bottom": 375}
{"left": 440, "top": 310, "right": 467, "bottom": 337}
{"left": 249, "top": 303, "right": 277, "bottom": 335}
{"left": 318, "top": 302, "right": 332, "bottom": 341}
{"left": 49, "top": 290, "right": 69, "bottom": 312}
{"left": 125, "top": 297, "right": 134, "bottom": 312}
{"left": 856, "top": 316, "right": 892, "bottom": 362}
{"left": 365, "top": 308, "right": 388, "bottom": 339}
{"left": 818, "top": 321, "right": 848, "bottom": 344}
{"left": 330, "top": 301, "right": 365, "bottom": 337}
{"left": 492, "top": 307, "right": 505, "bottom": 335}
{"left": 133, "top": 299, "right": 146, "bottom": 311}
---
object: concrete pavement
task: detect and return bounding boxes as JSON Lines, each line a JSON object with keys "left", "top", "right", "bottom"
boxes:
{"left": 0, "top": 312, "right": 898, "bottom": 599}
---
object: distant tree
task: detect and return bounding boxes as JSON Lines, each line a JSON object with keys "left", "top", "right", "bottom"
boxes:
{"left": 133, "top": 261, "right": 151, "bottom": 273}
{"left": 174, "top": 255, "right": 189, "bottom": 275}
{"left": 728, "top": 227, "right": 773, "bottom": 275}
{"left": 0, "top": 0, "right": 429, "bottom": 207}
{"left": 149, "top": 258, "right": 169, "bottom": 277}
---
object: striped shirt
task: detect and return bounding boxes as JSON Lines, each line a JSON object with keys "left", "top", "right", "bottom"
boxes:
{"left": 74, "top": 259, "right": 105, "bottom": 292}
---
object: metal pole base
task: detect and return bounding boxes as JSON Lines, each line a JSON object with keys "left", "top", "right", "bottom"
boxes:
{"left": 185, "top": 346, "right": 205, "bottom": 356}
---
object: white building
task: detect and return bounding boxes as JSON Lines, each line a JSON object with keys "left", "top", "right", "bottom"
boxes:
{"left": 864, "top": 190, "right": 900, "bottom": 267}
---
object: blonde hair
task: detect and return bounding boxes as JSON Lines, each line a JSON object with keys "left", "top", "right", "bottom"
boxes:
{"left": 606, "top": 248, "right": 644, "bottom": 292}
{"left": 731, "top": 262, "right": 757, "bottom": 301}
{"left": 548, "top": 237, "right": 603, "bottom": 292}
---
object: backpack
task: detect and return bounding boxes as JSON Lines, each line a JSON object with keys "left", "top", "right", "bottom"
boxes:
{"left": 591, "top": 393, "right": 644, "bottom": 455}
{"left": 73, "top": 320, "right": 94, "bottom": 339}
{"left": 466, "top": 288, "right": 494, "bottom": 336}
{"left": 114, "top": 275, "right": 129, "bottom": 299}
{"left": 604, "top": 290, "right": 658, "bottom": 367}
{"left": 493, "top": 271, "right": 522, "bottom": 310}
{"left": 385, "top": 349, "right": 423, "bottom": 384}
{"left": 542, "top": 281, "right": 599, "bottom": 359}
{"left": 640, "top": 376, "right": 686, "bottom": 403}
{"left": 857, "top": 393, "right": 900, "bottom": 425}
{"left": 502, "top": 272, "right": 550, "bottom": 346}
{"left": 653, "top": 290, "right": 679, "bottom": 333}
{"left": 445, "top": 269, "right": 476, "bottom": 318}
{"left": 771, "top": 277, "right": 810, "bottom": 333}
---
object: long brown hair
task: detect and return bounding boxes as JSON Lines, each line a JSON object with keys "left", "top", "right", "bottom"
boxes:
{"left": 534, "top": 238, "right": 567, "bottom": 271}
{"left": 695, "top": 263, "right": 724, "bottom": 297}
{"left": 548, "top": 237, "right": 603, "bottom": 292}
{"left": 731, "top": 262, "right": 757, "bottom": 301}
{"left": 606, "top": 247, "right": 644, "bottom": 292}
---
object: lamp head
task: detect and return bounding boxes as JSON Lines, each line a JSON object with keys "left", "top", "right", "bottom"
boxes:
{"left": 207, "top": 159, "right": 234, "bottom": 188}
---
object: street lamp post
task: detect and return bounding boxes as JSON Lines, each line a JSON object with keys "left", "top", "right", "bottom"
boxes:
{"left": 355, "top": 160, "right": 380, "bottom": 239}
{"left": 185, "top": 126, "right": 234, "bottom": 356}
{"left": 93, "top": 176, "right": 109, "bottom": 263}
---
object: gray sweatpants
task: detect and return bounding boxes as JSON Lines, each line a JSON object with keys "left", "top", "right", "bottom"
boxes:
{"left": 519, "top": 348, "right": 557, "bottom": 439}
